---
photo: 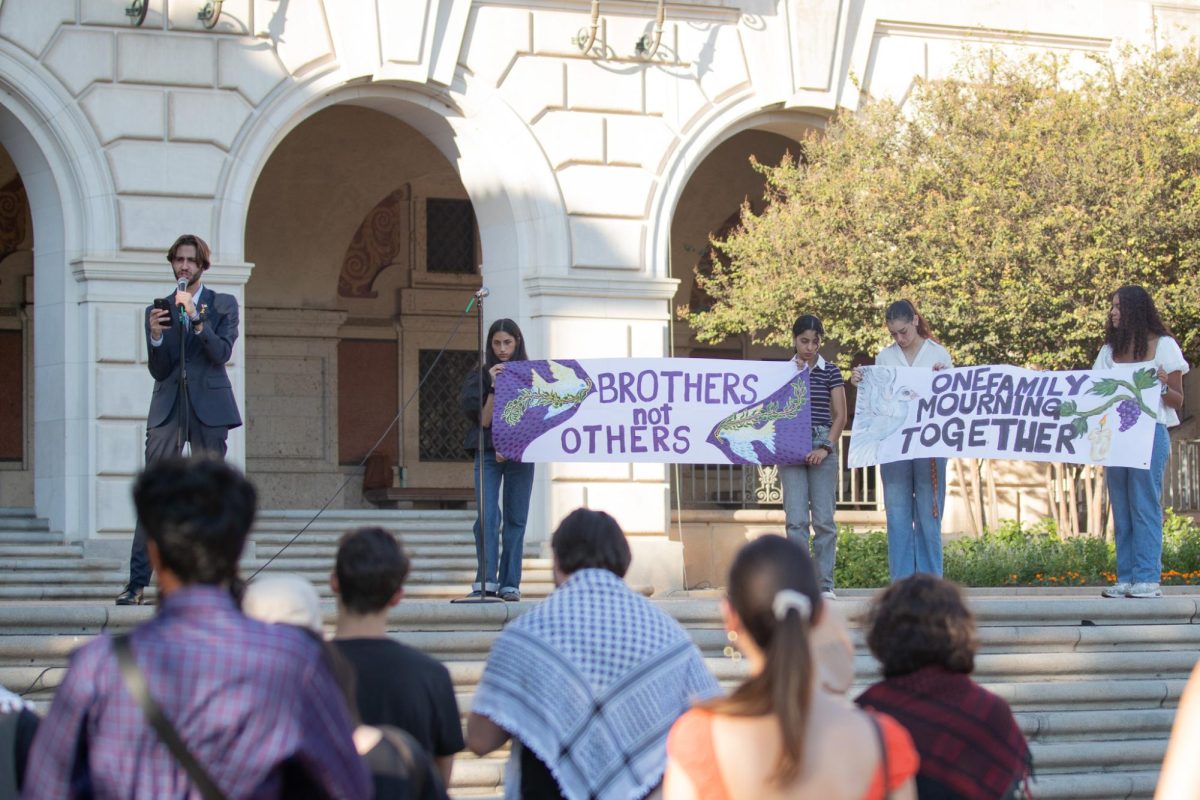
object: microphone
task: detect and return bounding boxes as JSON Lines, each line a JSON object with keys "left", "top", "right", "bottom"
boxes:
{"left": 474, "top": 287, "right": 490, "bottom": 299}
{"left": 177, "top": 277, "right": 189, "bottom": 324}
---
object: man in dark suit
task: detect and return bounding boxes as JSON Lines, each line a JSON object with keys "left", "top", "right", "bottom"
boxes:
{"left": 116, "top": 234, "right": 243, "bottom": 605}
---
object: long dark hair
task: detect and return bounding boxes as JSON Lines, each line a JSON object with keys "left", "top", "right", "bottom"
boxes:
{"left": 708, "top": 536, "right": 823, "bottom": 785}
{"left": 483, "top": 318, "right": 528, "bottom": 368}
{"left": 1105, "top": 285, "right": 1173, "bottom": 362}
{"left": 885, "top": 299, "right": 937, "bottom": 343}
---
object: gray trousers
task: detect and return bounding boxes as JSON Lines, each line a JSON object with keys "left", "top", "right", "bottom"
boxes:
{"left": 780, "top": 431, "right": 839, "bottom": 591}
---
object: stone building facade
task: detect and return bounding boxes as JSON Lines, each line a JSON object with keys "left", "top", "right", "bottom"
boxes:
{"left": 0, "top": 0, "right": 1194, "bottom": 586}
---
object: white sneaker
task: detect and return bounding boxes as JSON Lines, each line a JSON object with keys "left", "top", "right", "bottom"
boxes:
{"left": 1101, "top": 583, "right": 1131, "bottom": 598}
{"left": 1128, "top": 582, "right": 1163, "bottom": 599}
{"left": 821, "top": 590, "right": 837, "bottom": 600}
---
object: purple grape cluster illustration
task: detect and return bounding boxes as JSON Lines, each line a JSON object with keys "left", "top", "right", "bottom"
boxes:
{"left": 1057, "top": 367, "right": 1158, "bottom": 440}
{"left": 1116, "top": 399, "right": 1141, "bottom": 432}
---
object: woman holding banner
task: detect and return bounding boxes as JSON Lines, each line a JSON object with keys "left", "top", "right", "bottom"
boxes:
{"left": 1095, "top": 286, "right": 1188, "bottom": 599}
{"left": 460, "top": 318, "right": 536, "bottom": 601}
{"left": 852, "top": 300, "right": 952, "bottom": 581}
{"left": 781, "top": 314, "right": 847, "bottom": 599}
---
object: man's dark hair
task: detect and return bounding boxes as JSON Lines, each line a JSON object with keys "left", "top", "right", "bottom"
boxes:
{"left": 133, "top": 456, "right": 256, "bottom": 586}
{"left": 166, "top": 233, "right": 212, "bottom": 271}
{"left": 550, "top": 508, "right": 631, "bottom": 578}
{"left": 865, "top": 574, "right": 977, "bottom": 678}
{"left": 335, "top": 527, "right": 411, "bottom": 614}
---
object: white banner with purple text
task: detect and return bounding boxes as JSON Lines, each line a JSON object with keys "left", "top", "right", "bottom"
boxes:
{"left": 491, "top": 358, "right": 813, "bottom": 464}
{"left": 848, "top": 364, "right": 1162, "bottom": 469}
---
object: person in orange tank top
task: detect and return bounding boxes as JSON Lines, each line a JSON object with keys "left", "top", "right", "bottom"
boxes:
{"left": 663, "top": 536, "right": 918, "bottom": 800}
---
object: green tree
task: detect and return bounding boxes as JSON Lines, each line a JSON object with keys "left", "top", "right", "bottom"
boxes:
{"left": 683, "top": 47, "right": 1200, "bottom": 369}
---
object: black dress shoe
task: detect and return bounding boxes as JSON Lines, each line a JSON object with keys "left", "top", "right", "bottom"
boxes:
{"left": 115, "top": 587, "right": 144, "bottom": 606}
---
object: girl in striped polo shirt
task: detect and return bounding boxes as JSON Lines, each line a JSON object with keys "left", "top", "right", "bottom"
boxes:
{"left": 780, "top": 314, "right": 847, "bottom": 599}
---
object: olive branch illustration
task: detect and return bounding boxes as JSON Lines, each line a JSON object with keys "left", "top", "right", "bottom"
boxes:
{"left": 1056, "top": 367, "right": 1158, "bottom": 439}
{"left": 715, "top": 379, "right": 808, "bottom": 434}
{"left": 501, "top": 378, "right": 594, "bottom": 426}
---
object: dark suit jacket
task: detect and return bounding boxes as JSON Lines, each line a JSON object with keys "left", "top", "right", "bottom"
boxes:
{"left": 145, "top": 286, "right": 243, "bottom": 430}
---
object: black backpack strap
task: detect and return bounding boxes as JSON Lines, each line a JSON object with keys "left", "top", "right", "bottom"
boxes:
{"left": 112, "top": 634, "right": 227, "bottom": 800}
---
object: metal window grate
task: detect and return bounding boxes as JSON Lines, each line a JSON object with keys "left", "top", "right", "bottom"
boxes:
{"left": 419, "top": 350, "right": 477, "bottom": 461}
{"left": 425, "top": 198, "right": 477, "bottom": 274}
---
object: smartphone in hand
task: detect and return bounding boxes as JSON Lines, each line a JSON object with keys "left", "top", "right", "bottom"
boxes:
{"left": 152, "top": 298, "right": 171, "bottom": 313}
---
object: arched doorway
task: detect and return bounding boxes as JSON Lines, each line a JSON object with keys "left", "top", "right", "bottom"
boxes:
{"left": 243, "top": 104, "right": 482, "bottom": 508}
{"left": 669, "top": 128, "right": 801, "bottom": 362}
{"left": 0, "top": 143, "right": 32, "bottom": 506}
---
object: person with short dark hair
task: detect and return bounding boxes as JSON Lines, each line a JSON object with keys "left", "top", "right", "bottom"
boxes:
{"left": 331, "top": 526, "right": 464, "bottom": 787}
{"left": 546, "top": 505, "right": 632, "bottom": 576}
{"left": 856, "top": 574, "right": 1031, "bottom": 800}
{"left": 26, "top": 458, "right": 370, "bottom": 799}
{"left": 467, "top": 508, "right": 720, "bottom": 800}
{"left": 244, "top": 573, "right": 450, "bottom": 800}
{"left": 117, "top": 233, "right": 243, "bottom": 605}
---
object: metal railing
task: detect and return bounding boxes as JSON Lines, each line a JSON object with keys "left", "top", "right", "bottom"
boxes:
{"left": 671, "top": 431, "right": 882, "bottom": 511}
{"left": 672, "top": 435, "right": 1200, "bottom": 514}
{"left": 1165, "top": 438, "right": 1200, "bottom": 513}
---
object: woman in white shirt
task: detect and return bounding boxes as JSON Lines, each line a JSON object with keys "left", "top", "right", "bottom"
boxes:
{"left": 1094, "top": 286, "right": 1188, "bottom": 599}
{"left": 852, "top": 300, "right": 953, "bottom": 580}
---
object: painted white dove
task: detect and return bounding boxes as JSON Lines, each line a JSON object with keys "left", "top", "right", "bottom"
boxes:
{"left": 716, "top": 418, "right": 779, "bottom": 464}
{"left": 849, "top": 367, "right": 919, "bottom": 467}
{"left": 530, "top": 360, "right": 589, "bottom": 418}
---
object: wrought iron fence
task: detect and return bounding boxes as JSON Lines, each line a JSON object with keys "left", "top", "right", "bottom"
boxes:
{"left": 1164, "top": 438, "right": 1200, "bottom": 513}
{"left": 671, "top": 431, "right": 882, "bottom": 510}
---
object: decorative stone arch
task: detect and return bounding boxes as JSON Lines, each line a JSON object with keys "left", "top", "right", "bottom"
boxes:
{"left": 0, "top": 40, "right": 117, "bottom": 535}
{"left": 215, "top": 70, "right": 572, "bottom": 319}
{"left": 646, "top": 100, "right": 832, "bottom": 283}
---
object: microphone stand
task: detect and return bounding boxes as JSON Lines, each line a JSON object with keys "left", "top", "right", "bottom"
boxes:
{"left": 175, "top": 285, "right": 191, "bottom": 456}
{"left": 453, "top": 289, "right": 501, "bottom": 604}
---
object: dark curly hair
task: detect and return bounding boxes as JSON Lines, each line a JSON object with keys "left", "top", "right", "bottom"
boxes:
{"left": 865, "top": 574, "right": 976, "bottom": 678}
{"left": 133, "top": 456, "right": 256, "bottom": 587}
{"left": 335, "top": 527, "right": 411, "bottom": 615}
{"left": 1104, "top": 285, "right": 1173, "bottom": 362}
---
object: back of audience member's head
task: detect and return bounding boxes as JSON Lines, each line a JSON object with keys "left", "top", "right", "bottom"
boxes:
{"left": 713, "top": 535, "right": 823, "bottom": 785}
{"left": 865, "top": 574, "right": 977, "bottom": 678}
{"left": 550, "top": 508, "right": 631, "bottom": 578}
{"left": 335, "top": 527, "right": 411, "bottom": 615}
{"left": 241, "top": 572, "right": 362, "bottom": 726}
{"left": 133, "top": 456, "right": 256, "bottom": 586}
{"left": 242, "top": 573, "right": 324, "bottom": 634}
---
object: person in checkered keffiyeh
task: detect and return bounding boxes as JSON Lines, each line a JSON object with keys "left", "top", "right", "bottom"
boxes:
{"left": 466, "top": 508, "right": 720, "bottom": 800}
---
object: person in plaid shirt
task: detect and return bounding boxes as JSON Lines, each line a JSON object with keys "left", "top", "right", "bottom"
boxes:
{"left": 23, "top": 458, "right": 370, "bottom": 799}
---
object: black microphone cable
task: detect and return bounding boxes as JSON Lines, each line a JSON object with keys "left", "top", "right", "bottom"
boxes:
{"left": 247, "top": 291, "right": 484, "bottom": 580}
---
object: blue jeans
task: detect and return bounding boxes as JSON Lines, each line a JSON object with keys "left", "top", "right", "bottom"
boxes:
{"left": 1106, "top": 424, "right": 1170, "bottom": 584}
{"left": 472, "top": 449, "right": 535, "bottom": 593}
{"left": 780, "top": 426, "right": 839, "bottom": 591}
{"left": 881, "top": 457, "right": 947, "bottom": 580}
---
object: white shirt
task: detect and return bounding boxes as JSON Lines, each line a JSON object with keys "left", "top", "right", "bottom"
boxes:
{"left": 1093, "top": 336, "right": 1189, "bottom": 427}
{"left": 875, "top": 339, "right": 954, "bottom": 369}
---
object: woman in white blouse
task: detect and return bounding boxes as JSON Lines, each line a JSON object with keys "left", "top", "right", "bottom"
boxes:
{"left": 852, "top": 300, "right": 952, "bottom": 580}
{"left": 1095, "top": 286, "right": 1189, "bottom": 599}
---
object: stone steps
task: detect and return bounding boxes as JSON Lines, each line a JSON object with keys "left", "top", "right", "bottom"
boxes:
{"left": 0, "top": 596, "right": 1192, "bottom": 798}
{"left": 0, "top": 506, "right": 1190, "bottom": 797}
{"left": 0, "top": 509, "right": 556, "bottom": 602}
